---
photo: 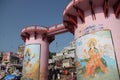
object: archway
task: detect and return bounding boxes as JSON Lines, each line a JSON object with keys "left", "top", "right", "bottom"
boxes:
{"left": 21, "top": 0, "right": 120, "bottom": 80}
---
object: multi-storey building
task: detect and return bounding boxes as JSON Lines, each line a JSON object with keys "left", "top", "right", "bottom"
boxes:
{"left": 48, "top": 41, "right": 76, "bottom": 74}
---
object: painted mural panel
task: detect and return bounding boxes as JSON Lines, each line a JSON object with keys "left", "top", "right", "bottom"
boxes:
{"left": 75, "top": 30, "right": 120, "bottom": 80}
{"left": 22, "top": 44, "right": 40, "bottom": 80}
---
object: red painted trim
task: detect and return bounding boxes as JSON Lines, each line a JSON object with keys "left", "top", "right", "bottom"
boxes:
{"left": 47, "top": 25, "right": 69, "bottom": 36}
{"left": 34, "top": 31, "right": 37, "bottom": 40}
{"left": 21, "top": 34, "right": 26, "bottom": 42}
{"left": 42, "top": 33, "right": 47, "bottom": 41}
{"left": 113, "top": 1, "right": 120, "bottom": 18}
{"left": 63, "top": 20, "right": 75, "bottom": 34}
{"left": 48, "top": 26, "right": 65, "bottom": 33}
{"left": 103, "top": 0, "right": 109, "bottom": 18}
{"left": 89, "top": 0, "right": 96, "bottom": 20}
{"left": 73, "top": 5, "right": 85, "bottom": 23}
{"left": 47, "top": 36, "right": 55, "bottom": 44}
{"left": 67, "top": 14, "right": 78, "bottom": 28}
{"left": 25, "top": 32, "right": 30, "bottom": 40}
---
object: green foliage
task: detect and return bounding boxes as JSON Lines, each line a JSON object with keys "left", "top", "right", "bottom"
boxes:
{"left": 95, "top": 67, "right": 102, "bottom": 73}
{"left": 80, "top": 58, "right": 90, "bottom": 62}
{"left": 49, "top": 52, "right": 56, "bottom": 59}
{"left": 101, "top": 58, "right": 107, "bottom": 67}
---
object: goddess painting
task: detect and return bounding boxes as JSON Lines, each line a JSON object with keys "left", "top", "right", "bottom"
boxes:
{"left": 22, "top": 44, "right": 40, "bottom": 80}
{"left": 84, "top": 38, "right": 108, "bottom": 78}
{"left": 76, "top": 30, "right": 120, "bottom": 80}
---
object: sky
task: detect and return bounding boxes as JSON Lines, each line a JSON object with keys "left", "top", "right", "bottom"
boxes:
{"left": 0, "top": 0, "right": 74, "bottom": 53}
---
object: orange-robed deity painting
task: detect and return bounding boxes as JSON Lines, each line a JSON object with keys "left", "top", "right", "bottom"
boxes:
{"left": 22, "top": 44, "right": 40, "bottom": 80}
{"left": 75, "top": 30, "right": 120, "bottom": 80}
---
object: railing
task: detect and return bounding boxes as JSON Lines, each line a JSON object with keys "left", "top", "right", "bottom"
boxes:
{"left": 48, "top": 24, "right": 69, "bottom": 36}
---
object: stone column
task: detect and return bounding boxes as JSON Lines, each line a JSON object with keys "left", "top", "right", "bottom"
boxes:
{"left": 63, "top": 0, "right": 120, "bottom": 79}
{"left": 21, "top": 26, "right": 54, "bottom": 80}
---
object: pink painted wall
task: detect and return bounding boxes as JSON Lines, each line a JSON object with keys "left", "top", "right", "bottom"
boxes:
{"left": 25, "top": 32, "right": 49, "bottom": 80}
{"left": 75, "top": 7, "right": 120, "bottom": 73}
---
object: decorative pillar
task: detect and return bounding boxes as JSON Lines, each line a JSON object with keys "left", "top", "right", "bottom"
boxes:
{"left": 21, "top": 26, "right": 54, "bottom": 80}
{"left": 63, "top": 0, "right": 120, "bottom": 80}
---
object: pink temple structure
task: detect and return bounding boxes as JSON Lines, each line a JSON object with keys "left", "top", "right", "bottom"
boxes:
{"left": 21, "top": 0, "right": 120, "bottom": 80}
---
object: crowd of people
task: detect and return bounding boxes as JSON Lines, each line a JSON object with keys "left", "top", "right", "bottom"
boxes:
{"left": 0, "top": 63, "right": 22, "bottom": 80}
{"left": 48, "top": 66, "right": 76, "bottom": 80}
{"left": 1, "top": 63, "right": 76, "bottom": 80}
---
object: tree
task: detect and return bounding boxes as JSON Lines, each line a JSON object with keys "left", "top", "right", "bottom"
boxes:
{"left": 49, "top": 52, "right": 56, "bottom": 59}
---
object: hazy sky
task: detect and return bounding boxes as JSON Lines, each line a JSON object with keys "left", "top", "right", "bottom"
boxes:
{"left": 0, "top": 0, "right": 74, "bottom": 53}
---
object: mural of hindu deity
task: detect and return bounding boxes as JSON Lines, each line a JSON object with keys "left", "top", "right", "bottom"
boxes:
{"left": 76, "top": 30, "right": 119, "bottom": 80}
{"left": 22, "top": 44, "right": 40, "bottom": 80}
{"left": 84, "top": 38, "right": 108, "bottom": 78}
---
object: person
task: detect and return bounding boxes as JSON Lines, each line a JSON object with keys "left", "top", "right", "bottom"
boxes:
{"left": 5, "top": 63, "right": 11, "bottom": 74}
{"left": 57, "top": 72, "right": 60, "bottom": 80}
{"left": 64, "top": 69, "right": 68, "bottom": 75}
{"left": 12, "top": 69, "right": 19, "bottom": 76}
{"left": 0, "top": 73, "right": 2, "bottom": 79}
{"left": 1, "top": 62, "right": 6, "bottom": 71}
{"left": 0, "top": 71, "right": 6, "bottom": 80}
{"left": 67, "top": 72, "right": 76, "bottom": 80}
{"left": 48, "top": 67, "right": 53, "bottom": 80}
{"left": 63, "top": 66, "right": 69, "bottom": 75}
{"left": 52, "top": 65, "right": 60, "bottom": 80}
{"left": 84, "top": 38, "right": 108, "bottom": 78}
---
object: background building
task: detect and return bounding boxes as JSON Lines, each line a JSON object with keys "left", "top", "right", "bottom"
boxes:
{"left": 48, "top": 41, "right": 76, "bottom": 79}
{"left": 0, "top": 45, "right": 24, "bottom": 73}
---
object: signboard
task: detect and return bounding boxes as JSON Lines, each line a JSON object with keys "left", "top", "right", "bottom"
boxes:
{"left": 22, "top": 44, "right": 40, "bottom": 80}
{"left": 76, "top": 30, "right": 120, "bottom": 80}
{"left": 2, "top": 53, "right": 10, "bottom": 62}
